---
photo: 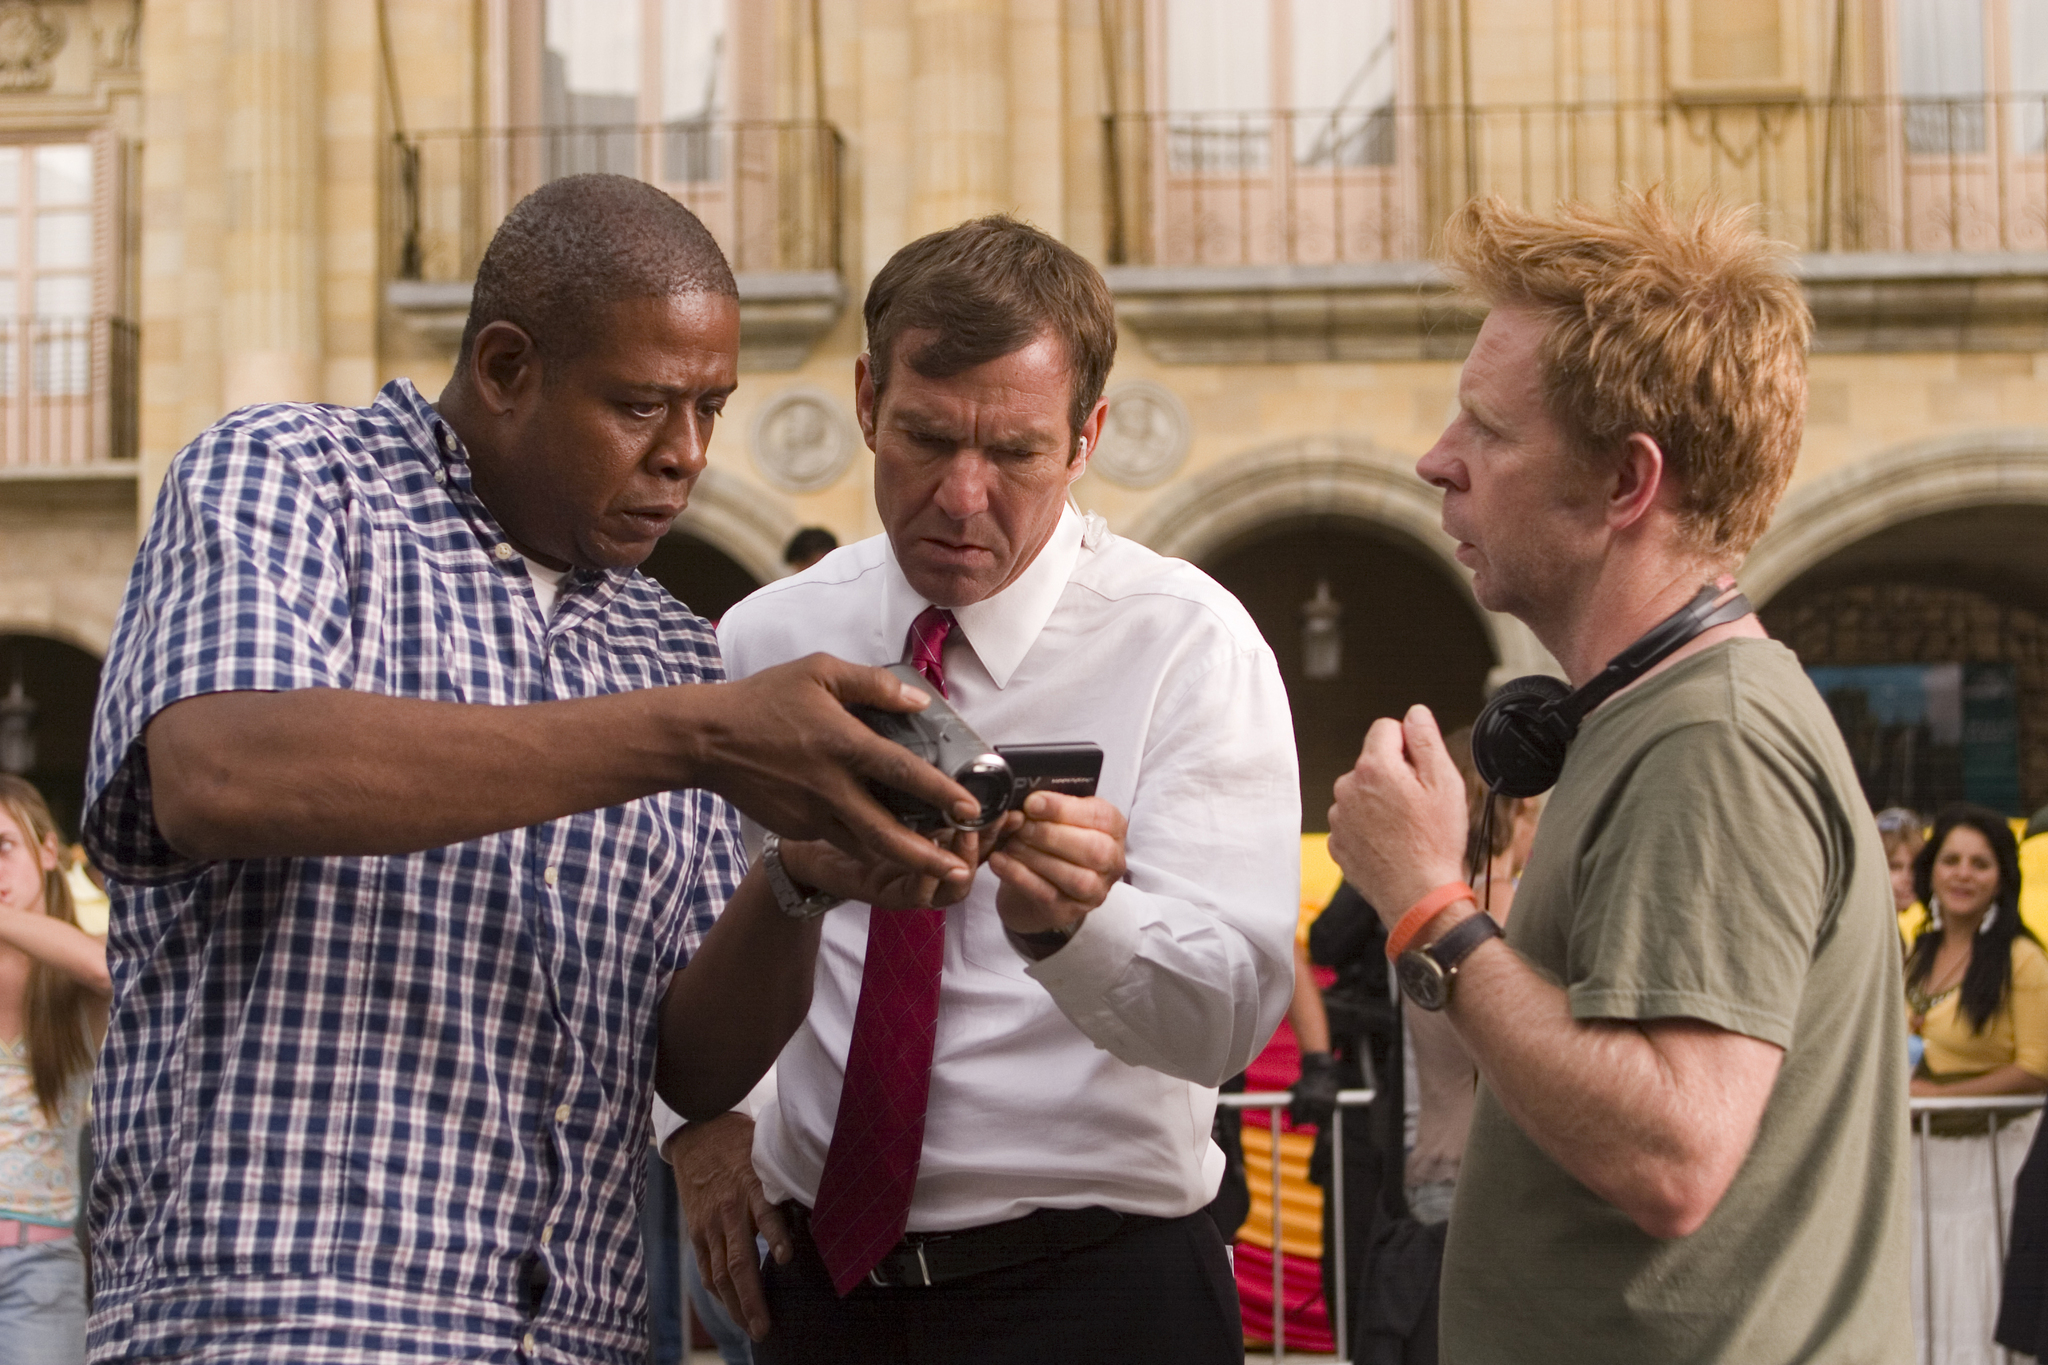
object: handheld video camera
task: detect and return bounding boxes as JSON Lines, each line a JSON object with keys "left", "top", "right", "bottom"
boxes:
{"left": 851, "top": 663, "right": 1103, "bottom": 832}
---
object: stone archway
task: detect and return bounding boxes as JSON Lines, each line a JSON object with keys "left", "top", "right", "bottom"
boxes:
{"left": 0, "top": 632, "right": 104, "bottom": 839}
{"left": 1748, "top": 432, "right": 2048, "bottom": 814}
{"left": 672, "top": 466, "right": 797, "bottom": 587}
{"left": 1201, "top": 516, "right": 1497, "bottom": 832}
{"left": 640, "top": 531, "right": 765, "bottom": 623}
{"left": 1746, "top": 428, "right": 2048, "bottom": 604}
{"left": 1121, "top": 434, "right": 1559, "bottom": 682}
{"left": 0, "top": 616, "right": 111, "bottom": 662}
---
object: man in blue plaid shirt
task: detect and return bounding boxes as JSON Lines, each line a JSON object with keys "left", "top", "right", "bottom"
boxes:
{"left": 82, "top": 176, "right": 978, "bottom": 1364}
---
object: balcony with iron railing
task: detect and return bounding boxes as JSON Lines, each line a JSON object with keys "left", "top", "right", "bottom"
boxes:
{"left": 1104, "top": 94, "right": 2048, "bottom": 362}
{"left": 0, "top": 315, "right": 138, "bottom": 475}
{"left": 384, "top": 120, "right": 847, "bottom": 369}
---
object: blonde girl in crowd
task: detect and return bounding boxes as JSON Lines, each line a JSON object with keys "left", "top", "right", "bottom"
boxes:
{"left": 1879, "top": 807, "right": 1928, "bottom": 945}
{"left": 0, "top": 776, "right": 110, "bottom": 1364}
{"left": 1905, "top": 804, "right": 2048, "bottom": 1365}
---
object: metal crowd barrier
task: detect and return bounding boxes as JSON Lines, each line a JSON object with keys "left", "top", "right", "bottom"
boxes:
{"left": 1911, "top": 1093, "right": 2048, "bottom": 1365}
{"left": 666, "top": 1090, "right": 2026, "bottom": 1363}
{"left": 1219, "top": 1091, "right": 2048, "bottom": 1365}
{"left": 1220, "top": 1087, "right": 1377, "bottom": 1364}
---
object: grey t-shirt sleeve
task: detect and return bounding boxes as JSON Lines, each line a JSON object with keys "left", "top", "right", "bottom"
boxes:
{"left": 1564, "top": 719, "right": 1831, "bottom": 1048}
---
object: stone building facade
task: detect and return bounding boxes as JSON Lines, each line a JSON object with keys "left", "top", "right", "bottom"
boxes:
{"left": 4, "top": 0, "right": 2048, "bottom": 832}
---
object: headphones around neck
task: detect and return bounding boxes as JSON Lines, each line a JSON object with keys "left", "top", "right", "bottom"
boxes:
{"left": 1470, "top": 580, "right": 1754, "bottom": 798}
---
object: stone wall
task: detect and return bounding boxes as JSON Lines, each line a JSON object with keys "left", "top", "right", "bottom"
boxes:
{"left": 0, "top": 481, "right": 137, "bottom": 655}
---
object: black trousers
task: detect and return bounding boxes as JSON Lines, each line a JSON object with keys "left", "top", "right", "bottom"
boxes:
{"left": 752, "top": 1210, "right": 1243, "bottom": 1365}
{"left": 1999, "top": 1112, "right": 2048, "bottom": 1352}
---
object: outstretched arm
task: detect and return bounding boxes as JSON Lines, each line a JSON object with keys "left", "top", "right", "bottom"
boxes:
{"left": 655, "top": 871, "right": 822, "bottom": 1122}
{"left": 0, "top": 907, "right": 109, "bottom": 997}
{"left": 144, "top": 654, "right": 979, "bottom": 877}
{"left": 657, "top": 824, "right": 1002, "bottom": 1120}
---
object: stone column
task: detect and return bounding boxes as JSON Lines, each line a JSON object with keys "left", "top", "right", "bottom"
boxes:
{"left": 221, "top": 0, "right": 323, "bottom": 408}
{"left": 857, "top": 0, "right": 913, "bottom": 280}
{"left": 140, "top": 0, "right": 227, "bottom": 513}
{"left": 1005, "top": 0, "right": 1064, "bottom": 234}
{"left": 908, "top": 0, "right": 1008, "bottom": 235}
{"left": 321, "top": 0, "right": 379, "bottom": 406}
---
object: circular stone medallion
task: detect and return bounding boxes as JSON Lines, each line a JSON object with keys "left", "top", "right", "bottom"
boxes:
{"left": 750, "top": 387, "right": 857, "bottom": 493}
{"left": 1091, "top": 380, "right": 1192, "bottom": 489}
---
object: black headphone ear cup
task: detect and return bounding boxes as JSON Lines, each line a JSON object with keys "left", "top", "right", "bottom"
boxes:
{"left": 1472, "top": 674, "right": 1576, "bottom": 798}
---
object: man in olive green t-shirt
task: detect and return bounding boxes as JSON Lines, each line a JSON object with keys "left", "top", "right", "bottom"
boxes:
{"left": 1327, "top": 193, "right": 1910, "bottom": 1364}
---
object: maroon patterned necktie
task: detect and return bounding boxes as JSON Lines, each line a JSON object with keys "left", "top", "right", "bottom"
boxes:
{"left": 808, "top": 606, "right": 956, "bottom": 1294}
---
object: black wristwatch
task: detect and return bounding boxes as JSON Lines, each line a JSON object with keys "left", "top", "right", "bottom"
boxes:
{"left": 1396, "top": 912, "right": 1503, "bottom": 1011}
{"left": 1006, "top": 921, "right": 1078, "bottom": 961}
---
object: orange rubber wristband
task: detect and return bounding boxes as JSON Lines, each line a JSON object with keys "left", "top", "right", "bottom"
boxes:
{"left": 1385, "top": 881, "right": 1479, "bottom": 962}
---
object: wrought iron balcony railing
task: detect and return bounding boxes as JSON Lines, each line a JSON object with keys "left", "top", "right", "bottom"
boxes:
{"left": 0, "top": 315, "right": 137, "bottom": 469}
{"left": 386, "top": 120, "right": 845, "bottom": 286}
{"left": 1105, "top": 94, "right": 2048, "bottom": 267}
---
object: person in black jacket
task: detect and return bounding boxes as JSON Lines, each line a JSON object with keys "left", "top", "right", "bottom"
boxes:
{"left": 2000, "top": 1097, "right": 2048, "bottom": 1353}
{"left": 1304, "top": 883, "right": 1407, "bottom": 1350}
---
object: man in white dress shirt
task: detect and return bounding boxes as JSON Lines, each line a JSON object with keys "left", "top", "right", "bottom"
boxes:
{"left": 656, "top": 216, "right": 1300, "bottom": 1364}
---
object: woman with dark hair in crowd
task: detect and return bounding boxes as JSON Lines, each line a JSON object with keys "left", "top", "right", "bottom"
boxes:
{"left": 0, "top": 775, "right": 110, "bottom": 1364}
{"left": 1904, "top": 805, "right": 2047, "bottom": 1364}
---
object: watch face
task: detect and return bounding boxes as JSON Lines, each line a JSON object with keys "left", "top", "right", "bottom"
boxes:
{"left": 1397, "top": 950, "right": 1450, "bottom": 1011}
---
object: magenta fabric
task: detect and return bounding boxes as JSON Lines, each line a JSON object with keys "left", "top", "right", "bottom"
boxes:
{"left": 1237, "top": 984, "right": 1337, "bottom": 1353}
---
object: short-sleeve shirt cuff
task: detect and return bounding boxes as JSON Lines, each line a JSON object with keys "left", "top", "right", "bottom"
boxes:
{"left": 1569, "top": 985, "right": 1797, "bottom": 1049}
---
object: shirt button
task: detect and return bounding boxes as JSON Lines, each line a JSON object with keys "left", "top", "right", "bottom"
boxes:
{"left": 493, "top": 543, "right": 515, "bottom": 562}
{"left": 522, "top": 1332, "right": 537, "bottom": 1354}
{"left": 543, "top": 866, "right": 559, "bottom": 886}
{"left": 555, "top": 1104, "right": 571, "bottom": 1123}
{"left": 541, "top": 1222, "right": 554, "bottom": 1244}
{"left": 434, "top": 468, "right": 447, "bottom": 486}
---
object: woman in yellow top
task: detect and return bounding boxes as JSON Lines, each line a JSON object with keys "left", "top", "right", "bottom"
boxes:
{"left": 1903, "top": 805, "right": 2046, "bottom": 1365}
{"left": 1907, "top": 808, "right": 2048, "bottom": 1093}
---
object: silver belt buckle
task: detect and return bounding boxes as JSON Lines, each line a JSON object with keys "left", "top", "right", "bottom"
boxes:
{"left": 866, "top": 1241, "right": 935, "bottom": 1288}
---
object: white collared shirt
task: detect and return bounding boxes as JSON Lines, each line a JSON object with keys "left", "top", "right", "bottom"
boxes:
{"left": 712, "top": 506, "right": 1301, "bottom": 1230}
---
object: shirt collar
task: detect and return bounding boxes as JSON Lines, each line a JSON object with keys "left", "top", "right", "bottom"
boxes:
{"left": 378, "top": 377, "right": 619, "bottom": 623}
{"left": 880, "top": 504, "right": 1085, "bottom": 690}
{"left": 379, "top": 378, "right": 458, "bottom": 466}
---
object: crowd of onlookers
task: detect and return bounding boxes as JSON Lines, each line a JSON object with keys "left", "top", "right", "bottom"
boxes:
{"left": 19, "top": 754, "right": 2048, "bottom": 1365}
{"left": 1883, "top": 801, "right": 2048, "bottom": 1364}
{"left": 20, "top": 762, "right": 2048, "bottom": 1363}
{"left": 1278, "top": 794, "right": 2048, "bottom": 1365}
{"left": 4, "top": 533, "right": 2045, "bottom": 1365}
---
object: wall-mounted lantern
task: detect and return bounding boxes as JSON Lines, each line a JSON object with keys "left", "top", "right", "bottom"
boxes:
{"left": 0, "top": 670, "right": 35, "bottom": 776}
{"left": 1301, "top": 579, "right": 1343, "bottom": 681}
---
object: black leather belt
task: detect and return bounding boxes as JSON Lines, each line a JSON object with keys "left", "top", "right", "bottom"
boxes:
{"left": 782, "top": 1202, "right": 1136, "bottom": 1289}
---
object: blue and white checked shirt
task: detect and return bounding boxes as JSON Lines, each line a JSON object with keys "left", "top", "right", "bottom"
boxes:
{"left": 83, "top": 380, "right": 744, "bottom": 1364}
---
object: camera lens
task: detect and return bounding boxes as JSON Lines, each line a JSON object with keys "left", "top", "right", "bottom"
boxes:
{"left": 949, "top": 754, "right": 1014, "bottom": 831}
